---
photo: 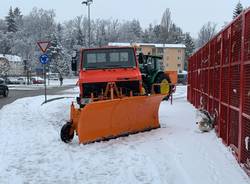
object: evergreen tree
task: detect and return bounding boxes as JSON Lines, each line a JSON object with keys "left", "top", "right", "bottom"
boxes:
{"left": 233, "top": 2, "right": 243, "bottom": 19}
{"left": 184, "top": 33, "right": 195, "bottom": 70}
{"left": 153, "top": 25, "right": 161, "bottom": 42}
{"left": 5, "top": 7, "right": 17, "bottom": 32}
{"left": 13, "top": 7, "right": 23, "bottom": 28}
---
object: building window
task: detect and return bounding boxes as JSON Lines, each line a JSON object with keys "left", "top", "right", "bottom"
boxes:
{"left": 157, "top": 48, "right": 164, "bottom": 54}
{"left": 177, "top": 56, "right": 181, "bottom": 60}
{"left": 177, "top": 64, "right": 181, "bottom": 67}
{"left": 178, "top": 49, "right": 181, "bottom": 53}
{"left": 152, "top": 48, "right": 156, "bottom": 55}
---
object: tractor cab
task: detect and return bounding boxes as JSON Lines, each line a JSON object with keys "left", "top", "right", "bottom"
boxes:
{"left": 138, "top": 53, "right": 164, "bottom": 75}
{"left": 138, "top": 53, "right": 170, "bottom": 95}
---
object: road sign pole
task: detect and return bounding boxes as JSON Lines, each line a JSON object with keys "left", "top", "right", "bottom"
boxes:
{"left": 37, "top": 41, "right": 50, "bottom": 103}
{"left": 43, "top": 64, "right": 47, "bottom": 102}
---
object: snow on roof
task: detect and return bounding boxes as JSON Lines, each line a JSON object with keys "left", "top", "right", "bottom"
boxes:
{"left": 108, "top": 42, "right": 133, "bottom": 47}
{"left": 108, "top": 42, "right": 186, "bottom": 49}
{"left": 0, "top": 54, "right": 22, "bottom": 62}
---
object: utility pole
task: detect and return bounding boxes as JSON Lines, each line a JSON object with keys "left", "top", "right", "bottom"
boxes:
{"left": 82, "top": 0, "right": 93, "bottom": 47}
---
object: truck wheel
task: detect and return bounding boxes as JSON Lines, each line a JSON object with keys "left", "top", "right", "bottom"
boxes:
{"left": 60, "top": 122, "right": 74, "bottom": 143}
{"left": 154, "top": 73, "right": 171, "bottom": 99}
{"left": 3, "top": 89, "right": 9, "bottom": 97}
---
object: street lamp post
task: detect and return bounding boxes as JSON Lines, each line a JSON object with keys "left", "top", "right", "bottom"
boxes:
{"left": 82, "top": 0, "right": 93, "bottom": 47}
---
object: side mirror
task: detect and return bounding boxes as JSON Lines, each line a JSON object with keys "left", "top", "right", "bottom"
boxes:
{"left": 71, "top": 58, "right": 77, "bottom": 71}
{"left": 71, "top": 50, "right": 77, "bottom": 72}
{"left": 138, "top": 53, "right": 144, "bottom": 64}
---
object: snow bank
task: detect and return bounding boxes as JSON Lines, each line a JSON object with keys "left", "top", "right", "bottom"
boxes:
{"left": 0, "top": 86, "right": 249, "bottom": 184}
{"left": 8, "top": 78, "right": 78, "bottom": 91}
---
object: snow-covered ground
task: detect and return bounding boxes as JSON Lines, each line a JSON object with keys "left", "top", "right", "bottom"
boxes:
{"left": 0, "top": 86, "right": 249, "bottom": 184}
{"left": 8, "top": 78, "right": 77, "bottom": 90}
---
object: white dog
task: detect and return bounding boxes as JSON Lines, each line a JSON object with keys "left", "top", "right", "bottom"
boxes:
{"left": 196, "top": 109, "right": 215, "bottom": 132}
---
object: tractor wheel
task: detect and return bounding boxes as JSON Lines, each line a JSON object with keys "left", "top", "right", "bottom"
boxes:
{"left": 3, "top": 89, "right": 9, "bottom": 97}
{"left": 154, "top": 73, "right": 171, "bottom": 100}
{"left": 60, "top": 122, "right": 74, "bottom": 143}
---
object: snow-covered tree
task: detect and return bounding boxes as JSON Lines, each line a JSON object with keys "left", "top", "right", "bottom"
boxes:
{"left": 233, "top": 2, "right": 244, "bottom": 19}
{"left": 118, "top": 19, "right": 142, "bottom": 43}
{"left": 0, "top": 19, "right": 7, "bottom": 32}
{"left": 46, "top": 34, "right": 69, "bottom": 76}
{"left": 168, "top": 23, "right": 184, "bottom": 43}
{"left": 0, "top": 57, "right": 10, "bottom": 77}
{"left": 0, "top": 32, "right": 12, "bottom": 54}
{"left": 160, "top": 8, "right": 172, "bottom": 43}
{"left": 13, "top": 7, "right": 23, "bottom": 29}
{"left": 197, "top": 22, "right": 217, "bottom": 48}
{"left": 5, "top": 7, "right": 17, "bottom": 32}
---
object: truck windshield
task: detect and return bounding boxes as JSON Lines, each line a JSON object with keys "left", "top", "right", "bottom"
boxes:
{"left": 82, "top": 48, "right": 136, "bottom": 69}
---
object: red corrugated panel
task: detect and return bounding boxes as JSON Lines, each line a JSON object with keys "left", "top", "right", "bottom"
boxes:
{"left": 208, "top": 97, "right": 213, "bottom": 114}
{"left": 231, "top": 16, "right": 242, "bottom": 63}
{"left": 221, "top": 67, "right": 229, "bottom": 103}
{"left": 220, "top": 104, "right": 228, "bottom": 144}
{"left": 204, "top": 69, "right": 209, "bottom": 94}
{"left": 222, "top": 28, "right": 231, "bottom": 65}
{"left": 214, "top": 67, "right": 220, "bottom": 99}
{"left": 197, "top": 69, "right": 201, "bottom": 90}
{"left": 197, "top": 51, "right": 202, "bottom": 69}
{"left": 194, "top": 71, "right": 198, "bottom": 89}
{"left": 209, "top": 68, "right": 214, "bottom": 96}
{"left": 210, "top": 39, "right": 216, "bottom": 66}
{"left": 243, "top": 64, "right": 250, "bottom": 115}
{"left": 200, "top": 70, "right": 204, "bottom": 92}
{"left": 202, "top": 44, "right": 209, "bottom": 68}
{"left": 192, "top": 89, "right": 196, "bottom": 105}
{"left": 244, "top": 11, "right": 250, "bottom": 62}
{"left": 229, "top": 108, "right": 239, "bottom": 149}
{"left": 215, "top": 35, "right": 222, "bottom": 66}
{"left": 241, "top": 117, "right": 250, "bottom": 169}
{"left": 230, "top": 65, "right": 240, "bottom": 108}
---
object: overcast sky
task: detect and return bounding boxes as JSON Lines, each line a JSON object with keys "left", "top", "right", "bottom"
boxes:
{"left": 0, "top": 0, "right": 249, "bottom": 38}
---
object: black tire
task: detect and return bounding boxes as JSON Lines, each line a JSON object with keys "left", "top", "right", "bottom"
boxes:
{"left": 3, "top": 89, "right": 8, "bottom": 97}
{"left": 60, "top": 122, "right": 74, "bottom": 143}
{"left": 154, "top": 73, "right": 171, "bottom": 100}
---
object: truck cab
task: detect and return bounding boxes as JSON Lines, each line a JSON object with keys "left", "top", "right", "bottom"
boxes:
{"left": 72, "top": 47, "right": 142, "bottom": 102}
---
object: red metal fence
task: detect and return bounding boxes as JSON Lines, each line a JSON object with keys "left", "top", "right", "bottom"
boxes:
{"left": 188, "top": 8, "right": 250, "bottom": 174}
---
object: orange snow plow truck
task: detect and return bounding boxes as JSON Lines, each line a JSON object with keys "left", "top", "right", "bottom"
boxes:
{"left": 61, "top": 47, "right": 172, "bottom": 144}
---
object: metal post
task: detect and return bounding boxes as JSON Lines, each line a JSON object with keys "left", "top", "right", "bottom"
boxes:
{"left": 88, "top": 4, "right": 91, "bottom": 47}
{"left": 82, "top": 0, "right": 93, "bottom": 47}
{"left": 43, "top": 64, "right": 47, "bottom": 102}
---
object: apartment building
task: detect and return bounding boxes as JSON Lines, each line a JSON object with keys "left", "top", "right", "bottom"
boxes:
{"left": 108, "top": 42, "right": 186, "bottom": 73}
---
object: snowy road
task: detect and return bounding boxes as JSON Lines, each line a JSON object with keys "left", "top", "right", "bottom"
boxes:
{"left": 0, "top": 86, "right": 249, "bottom": 184}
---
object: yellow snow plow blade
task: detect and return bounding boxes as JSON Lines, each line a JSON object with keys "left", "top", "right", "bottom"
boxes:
{"left": 71, "top": 95, "right": 164, "bottom": 144}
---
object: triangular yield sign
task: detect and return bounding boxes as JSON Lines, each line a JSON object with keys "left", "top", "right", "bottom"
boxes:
{"left": 37, "top": 41, "right": 50, "bottom": 53}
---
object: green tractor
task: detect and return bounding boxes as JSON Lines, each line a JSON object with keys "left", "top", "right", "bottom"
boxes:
{"left": 138, "top": 53, "right": 172, "bottom": 100}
